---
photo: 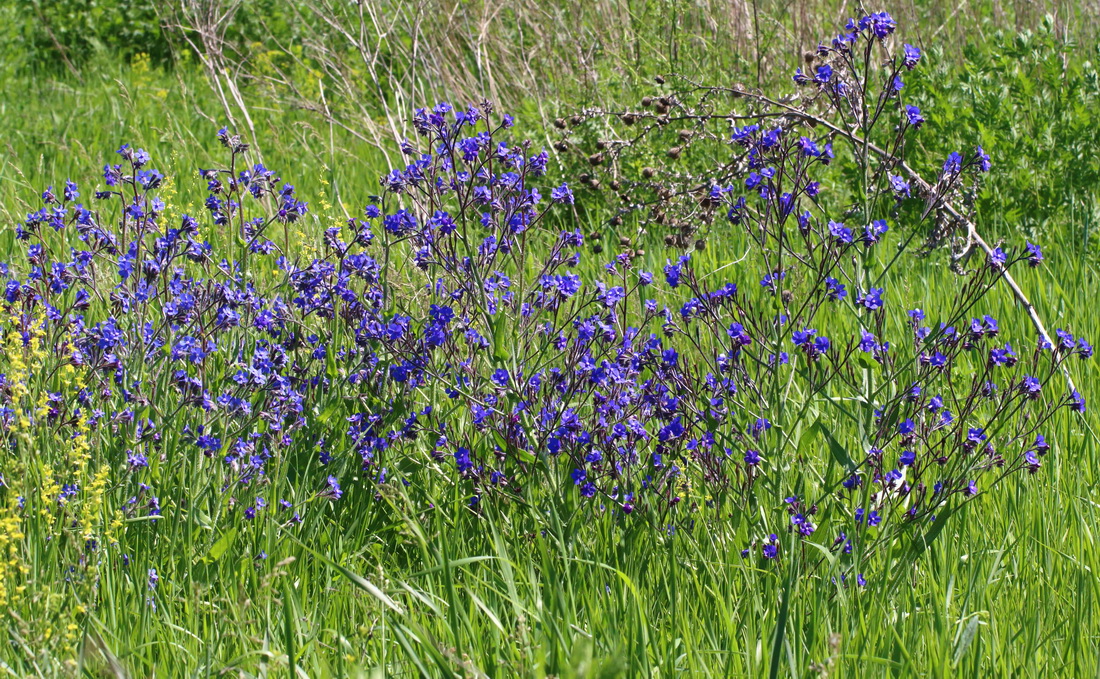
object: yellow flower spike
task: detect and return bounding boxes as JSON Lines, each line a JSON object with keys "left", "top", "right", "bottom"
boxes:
{"left": 80, "top": 464, "right": 111, "bottom": 540}
{"left": 34, "top": 393, "right": 50, "bottom": 420}
{"left": 107, "top": 510, "right": 124, "bottom": 543}
{"left": 39, "top": 465, "right": 60, "bottom": 522}
{"left": 0, "top": 497, "right": 26, "bottom": 607}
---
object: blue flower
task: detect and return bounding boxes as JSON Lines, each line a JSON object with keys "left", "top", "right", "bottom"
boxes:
{"left": 325, "top": 475, "right": 343, "bottom": 500}
{"left": 861, "top": 11, "right": 896, "bottom": 39}
{"left": 888, "top": 174, "right": 911, "bottom": 198}
{"left": 664, "top": 255, "right": 689, "bottom": 288}
{"left": 905, "top": 105, "right": 924, "bottom": 128}
{"left": 798, "top": 136, "right": 821, "bottom": 157}
{"left": 862, "top": 220, "right": 888, "bottom": 245}
{"left": 1021, "top": 375, "right": 1042, "bottom": 399}
{"left": 943, "top": 152, "right": 963, "bottom": 175}
{"left": 1071, "top": 390, "right": 1086, "bottom": 413}
{"left": 902, "top": 43, "right": 921, "bottom": 69}
{"left": 731, "top": 124, "right": 759, "bottom": 145}
{"left": 828, "top": 221, "right": 853, "bottom": 243}
{"left": 550, "top": 184, "right": 574, "bottom": 204}
{"left": 975, "top": 146, "right": 991, "bottom": 172}
{"left": 1015, "top": 243, "right": 1042, "bottom": 270}
{"left": 857, "top": 287, "right": 884, "bottom": 311}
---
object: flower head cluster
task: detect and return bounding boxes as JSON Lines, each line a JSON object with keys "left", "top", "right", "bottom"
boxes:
{"left": 0, "top": 15, "right": 1086, "bottom": 605}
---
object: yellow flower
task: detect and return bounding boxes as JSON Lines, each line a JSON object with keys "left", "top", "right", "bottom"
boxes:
{"left": 0, "top": 497, "right": 26, "bottom": 607}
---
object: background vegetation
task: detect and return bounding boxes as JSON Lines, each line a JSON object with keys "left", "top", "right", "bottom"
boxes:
{"left": 0, "top": 1, "right": 1098, "bottom": 676}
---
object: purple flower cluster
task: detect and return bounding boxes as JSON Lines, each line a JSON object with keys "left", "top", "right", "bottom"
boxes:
{"left": 0, "top": 14, "right": 1086, "bottom": 590}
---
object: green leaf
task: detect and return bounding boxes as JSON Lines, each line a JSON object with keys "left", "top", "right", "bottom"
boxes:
{"left": 208, "top": 527, "right": 236, "bottom": 563}
{"left": 316, "top": 400, "right": 341, "bottom": 425}
{"left": 953, "top": 616, "right": 980, "bottom": 666}
{"left": 909, "top": 503, "right": 962, "bottom": 558}
{"left": 326, "top": 344, "right": 338, "bottom": 380}
{"left": 493, "top": 316, "right": 508, "bottom": 362}
{"left": 814, "top": 421, "right": 856, "bottom": 471}
{"left": 285, "top": 533, "right": 403, "bottom": 614}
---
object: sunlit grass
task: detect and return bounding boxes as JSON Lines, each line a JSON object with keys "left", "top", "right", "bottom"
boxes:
{"left": 0, "top": 43, "right": 1096, "bottom": 679}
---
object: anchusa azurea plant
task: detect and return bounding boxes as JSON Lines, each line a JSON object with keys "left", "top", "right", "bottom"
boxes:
{"left": 0, "top": 14, "right": 1088, "bottom": 636}
{"left": 544, "top": 11, "right": 1090, "bottom": 566}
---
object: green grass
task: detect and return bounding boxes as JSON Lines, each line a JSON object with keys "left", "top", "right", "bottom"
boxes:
{"left": 0, "top": 17, "right": 1099, "bottom": 679}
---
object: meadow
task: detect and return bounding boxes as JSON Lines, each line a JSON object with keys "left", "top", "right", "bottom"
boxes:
{"left": 0, "top": 3, "right": 1098, "bottom": 678}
